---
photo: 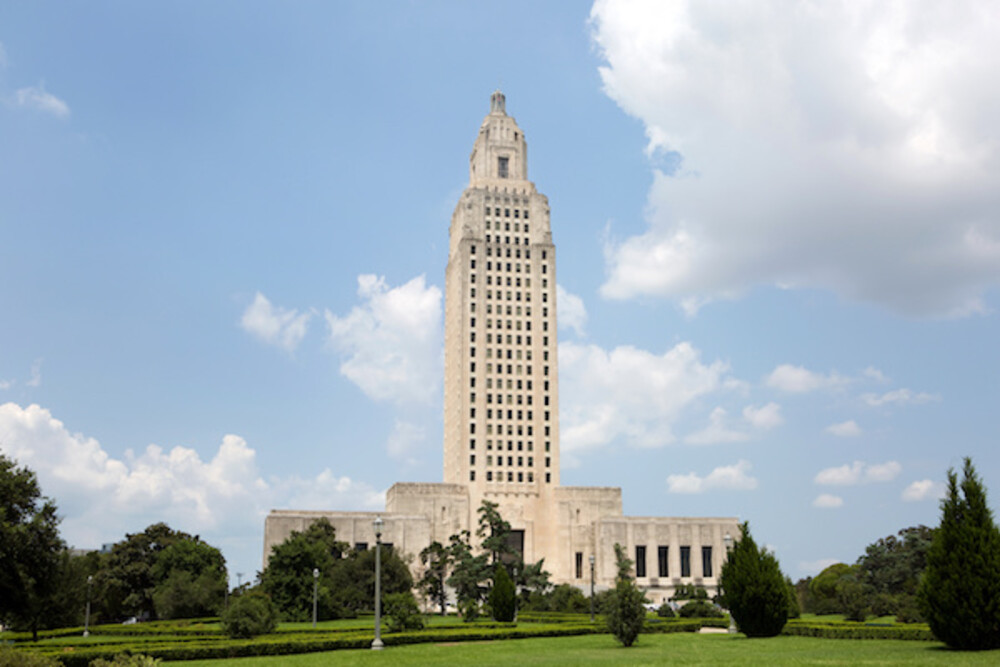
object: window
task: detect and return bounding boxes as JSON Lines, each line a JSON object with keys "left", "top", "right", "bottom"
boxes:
{"left": 680, "top": 546, "right": 691, "bottom": 578}
{"left": 498, "top": 157, "right": 509, "bottom": 178}
{"left": 658, "top": 546, "right": 669, "bottom": 577}
{"left": 545, "top": 472, "right": 551, "bottom": 483}
{"left": 576, "top": 552, "right": 583, "bottom": 579}
{"left": 702, "top": 546, "right": 713, "bottom": 578}
{"left": 636, "top": 546, "right": 647, "bottom": 578}
{"left": 487, "top": 471, "right": 492, "bottom": 481}
{"left": 355, "top": 542, "right": 368, "bottom": 552}
{"left": 470, "top": 470, "right": 475, "bottom": 481}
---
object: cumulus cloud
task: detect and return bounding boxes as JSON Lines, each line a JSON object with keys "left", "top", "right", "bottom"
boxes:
{"left": 815, "top": 460, "right": 901, "bottom": 485}
{"left": 684, "top": 407, "right": 748, "bottom": 445}
{"left": 559, "top": 340, "right": 733, "bottom": 452}
{"left": 326, "top": 274, "right": 442, "bottom": 406}
{"left": 667, "top": 460, "right": 758, "bottom": 493}
{"left": 826, "top": 420, "right": 862, "bottom": 437}
{"left": 766, "top": 364, "right": 847, "bottom": 393}
{"left": 14, "top": 83, "right": 70, "bottom": 118}
{"left": 742, "top": 402, "right": 783, "bottom": 430}
{"left": 556, "top": 285, "right": 587, "bottom": 337}
{"left": 862, "top": 388, "right": 940, "bottom": 407}
{"left": 240, "top": 292, "right": 312, "bottom": 352}
{"left": 902, "top": 479, "right": 946, "bottom": 502}
{"left": 0, "top": 402, "right": 383, "bottom": 582}
{"left": 591, "top": 0, "right": 1000, "bottom": 317}
{"left": 813, "top": 493, "right": 844, "bottom": 509}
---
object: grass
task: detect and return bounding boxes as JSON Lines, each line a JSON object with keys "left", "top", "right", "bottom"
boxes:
{"left": 164, "top": 632, "right": 1000, "bottom": 666}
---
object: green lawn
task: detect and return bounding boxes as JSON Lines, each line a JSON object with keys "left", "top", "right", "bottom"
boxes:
{"left": 166, "top": 632, "right": 999, "bottom": 666}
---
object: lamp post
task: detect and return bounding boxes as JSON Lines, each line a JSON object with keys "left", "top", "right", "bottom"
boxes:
{"left": 589, "top": 554, "right": 596, "bottom": 623}
{"left": 83, "top": 575, "right": 93, "bottom": 637}
{"left": 723, "top": 532, "right": 736, "bottom": 634}
{"left": 371, "top": 516, "right": 384, "bottom": 650}
{"left": 312, "top": 568, "right": 319, "bottom": 628}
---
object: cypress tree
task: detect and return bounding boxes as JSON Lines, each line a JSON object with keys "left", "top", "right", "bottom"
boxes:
{"left": 490, "top": 564, "right": 516, "bottom": 622}
{"left": 719, "top": 522, "right": 788, "bottom": 637}
{"left": 918, "top": 458, "right": 1000, "bottom": 650}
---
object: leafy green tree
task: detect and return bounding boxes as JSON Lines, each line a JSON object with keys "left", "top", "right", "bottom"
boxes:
{"left": 330, "top": 545, "right": 414, "bottom": 614}
{"left": 418, "top": 541, "right": 449, "bottom": 614}
{"left": 151, "top": 540, "right": 227, "bottom": 619}
{"left": 0, "top": 454, "right": 66, "bottom": 640}
{"left": 490, "top": 564, "right": 516, "bottom": 621}
{"left": 260, "top": 518, "right": 349, "bottom": 621}
{"left": 605, "top": 543, "right": 646, "bottom": 647}
{"left": 446, "top": 530, "right": 490, "bottom": 621}
{"left": 221, "top": 590, "right": 279, "bottom": 638}
{"left": 477, "top": 500, "right": 515, "bottom": 565}
{"left": 719, "top": 522, "right": 788, "bottom": 637}
{"left": 784, "top": 576, "right": 801, "bottom": 619}
{"left": 918, "top": 458, "right": 1000, "bottom": 650}
{"left": 383, "top": 591, "right": 424, "bottom": 632}
{"left": 514, "top": 557, "right": 551, "bottom": 607}
{"left": 856, "top": 525, "right": 933, "bottom": 620}
{"left": 807, "top": 562, "right": 852, "bottom": 615}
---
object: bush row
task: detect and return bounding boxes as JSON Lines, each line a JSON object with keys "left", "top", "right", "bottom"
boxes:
{"left": 782, "top": 623, "right": 935, "bottom": 641}
{"left": 31, "top": 623, "right": 602, "bottom": 666}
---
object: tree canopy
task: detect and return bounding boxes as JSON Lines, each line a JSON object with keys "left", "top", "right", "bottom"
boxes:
{"left": 720, "top": 521, "right": 789, "bottom": 637}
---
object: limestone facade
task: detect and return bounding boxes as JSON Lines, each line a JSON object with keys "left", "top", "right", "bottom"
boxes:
{"left": 263, "top": 92, "right": 738, "bottom": 605}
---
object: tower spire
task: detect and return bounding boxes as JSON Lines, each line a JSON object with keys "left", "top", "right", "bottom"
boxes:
{"left": 490, "top": 89, "right": 506, "bottom": 115}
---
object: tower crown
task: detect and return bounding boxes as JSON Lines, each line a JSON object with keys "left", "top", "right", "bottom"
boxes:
{"left": 469, "top": 90, "right": 528, "bottom": 186}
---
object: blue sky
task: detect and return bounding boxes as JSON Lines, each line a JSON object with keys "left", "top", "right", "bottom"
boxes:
{"left": 2, "top": 1, "right": 999, "bottom": 585}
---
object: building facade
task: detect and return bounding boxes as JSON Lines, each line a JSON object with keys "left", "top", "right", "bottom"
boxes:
{"left": 264, "top": 92, "right": 738, "bottom": 605}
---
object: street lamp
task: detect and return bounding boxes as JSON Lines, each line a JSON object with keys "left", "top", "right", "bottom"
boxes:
{"left": 83, "top": 575, "right": 93, "bottom": 637}
{"left": 371, "top": 516, "right": 384, "bottom": 650}
{"left": 723, "top": 532, "right": 736, "bottom": 634}
{"left": 312, "top": 568, "right": 319, "bottom": 628}
{"left": 589, "top": 554, "right": 596, "bottom": 623}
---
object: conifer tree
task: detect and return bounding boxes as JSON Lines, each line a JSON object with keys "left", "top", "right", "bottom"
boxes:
{"left": 918, "top": 458, "right": 1000, "bottom": 650}
{"left": 605, "top": 543, "right": 646, "bottom": 647}
{"left": 719, "top": 522, "right": 788, "bottom": 637}
{"left": 490, "top": 564, "right": 516, "bottom": 622}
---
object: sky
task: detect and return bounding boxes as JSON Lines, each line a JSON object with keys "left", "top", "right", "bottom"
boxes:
{"left": 2, "top": 0, "right": 999, "bottom": 586}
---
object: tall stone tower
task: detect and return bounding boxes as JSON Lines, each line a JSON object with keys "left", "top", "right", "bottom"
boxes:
{"left": 443, "top": 90, "right": 561, "bottom": 500}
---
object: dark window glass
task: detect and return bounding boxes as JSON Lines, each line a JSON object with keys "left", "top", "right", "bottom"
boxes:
{"left": 680, "top": 546, "right": 691, "bottom": 578}
{"left": 658, "top": 546, "right": 669, "bottom": 577}
{"left": 702, "top": 546, "right": 713, "bottom": 578}
{"left": 636, "top": 545, "right": 647, "bottom": 578}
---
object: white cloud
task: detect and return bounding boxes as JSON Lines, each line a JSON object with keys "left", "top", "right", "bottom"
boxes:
{"left": 766, "top": 364, "right": 846, "bottom": 393}
{"left": 0, "top": 402, "right": 383, "bottom": 584}
{"left": 556, "top": 284, "right": 587, "bottom": 337}
{"left": 815, "top": 459, "right": 901, "bottom": 485}
{"left": 826, "top": 420, "right": 862, "bottom": 437}
{"left": 0, "top": 379, "right": 12, "bottom": 390}
{"left": 240, "top": 292, "right": 312, "bottom": 352}
{"left": 813, "top": 493, "right": 844, "bottom": 509}
{"left": 385, "top": 420, "right": 426, "bottom": 463}
{"left": 742, "top": 402, "right": 783, "bottom": 430}
{"left": 559, "top": 340, "right": 732, "bottom": 452}
{"left": 862, "top": 388, "right": 940, "bottom": 407}
{"left": 667, "top": 460, "right": 758, "bottom": 494}
{"left": 863, "top": 367, "right": 890, "bottom": 384}
{"left": 325, "top": 274, "right": 442, "bottom": 406}
{"left": 684, "top": 407, "right": 748, "bottom": 445}
{"left": 902, "top": 479, "right": 946, "bottom": 502}
{"left": 14, "top": 83, "right": 70, "bottom": 118}
{"left": 591, "top": 0, "right": 1000, "bottom": 317}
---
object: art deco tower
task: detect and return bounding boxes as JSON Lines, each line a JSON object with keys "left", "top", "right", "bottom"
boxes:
{"left": 443, "top": 91, "right": 561, "bottom": 506}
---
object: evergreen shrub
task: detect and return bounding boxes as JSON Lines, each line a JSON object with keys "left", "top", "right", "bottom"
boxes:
{"left": 719, "top": 522, "right": 789, "bottom": 637}
{"left": 383, "top": 592, "right": 425, "bottom": 632}
{"left": 220, "top": 591, "right": 279, "bottom": 639}
{"left": 678, "top": 600, "right": 724, "bottom": 618}
{"left": 490, "top": 565, "right": 516, "bottom": 622}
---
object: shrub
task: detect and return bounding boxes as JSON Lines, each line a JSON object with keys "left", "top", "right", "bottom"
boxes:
{"left": 656, "top": 603, "right": 676, "bottom": 618}
{"left": 678, "top": 600, "right": 724, "bottom": 618}
{"left": 383, "top": 591, "right": 425, "bottom": 632}
{"left": 90, "top": 655, "right": 161, "bottom": 667}
{"left": 220, "top": 591, "right": 279, "bottom": 639}
{"left": 605, "top": 544, "right": 646, "bottom": 647}
{"left": 0, "top": 647, "right": 60, "bottom": 667}
{"left": 490, "top": 565, "right": 516, "bottom": 622}
{"left": 719, "top": 522, "right": 789, "bottom": 637}
{"left": 918, "top": 458, "right": 1000, "bottom": 650}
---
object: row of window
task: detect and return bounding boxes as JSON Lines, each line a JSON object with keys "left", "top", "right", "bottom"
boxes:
{"left": 472, "top": 470, "right": 554, "bottom": 484}
{"left": 573, "top": 546, "right": 714, "bottom": 580}
{"left": 469, "top": 363, "right": 550, "bottom": 376}
{"left": 472, "top": 454, "right": 546, "bottom": 468}
{"left": 472, "top": 392, "right": 551, "bottom": 405}
{"left": 471, "top": 408, "right": 551, "bottom": 421}
{"left": 470, "top": 245, "right": 547, "bottom": 261}
{"left": 469, "top": 258, "right": 550, "bottom": 276}
{"left": 485, "top": 220, "right": 528, "bottom": 232}
{"left": 484, "top": 206, "right": 529, "bottom": 219}
{"left": 469, "top": 319, "right": 550, "bottom": 332}
{"left": 485, "top": 234, "right": 530, "bottom": 246}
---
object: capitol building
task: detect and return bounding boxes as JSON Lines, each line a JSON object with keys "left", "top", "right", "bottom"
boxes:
{"left": 264, "top": 92, "right": 737, "bottom": 604}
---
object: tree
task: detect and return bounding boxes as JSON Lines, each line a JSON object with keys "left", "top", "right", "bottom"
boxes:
{"left": 330, "top": 545, "right": 414, "bottom": 614}
{"left": 418, "top": 541, "right": 449, "bottom": 614}
{"left": 605, "top": 543, "right": 646, "bottom": 647}
{"left": 151, "top": 540, "right": 227, "bottom": 619}
{"left": 514, "top": 557, "right": 551, "bottom": 607}
{"left": 477, "top": 500, "right": 515, "bottom": 565}
{"left": 784, "top": 576, "right": 801, "bottom": 619}
{"left": 490, "top": 564, "right": 516, "bottom": 622}
{"left": 719, "top": 522, "right": 788, "bottom": 637}
{"left": 260, "top": 518, "right": 348, "bottom": 621}
{"left": 918, "top": 458, "right": 1000, "bottom": 650}
{"left": 383, "top": 591, "right": 424, "bottom": 632}
{"left": 807, "top": 562, "right": 852, "bottom": 615}
{"left": 0, "top": 454, "right": 66, "bottom": 640}
{"left": 856, "top": 525, "right": 933, "bottom": 620}
{"left": 446, "top": 530, "right": 490, "bottom": 621}
{"left": 221, "top": 590, "right": 279, "bottom": 638}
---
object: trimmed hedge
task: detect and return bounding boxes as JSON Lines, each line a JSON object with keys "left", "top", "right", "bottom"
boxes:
{"left": 783, "top": 622, "right": 935, "bottom": 641}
